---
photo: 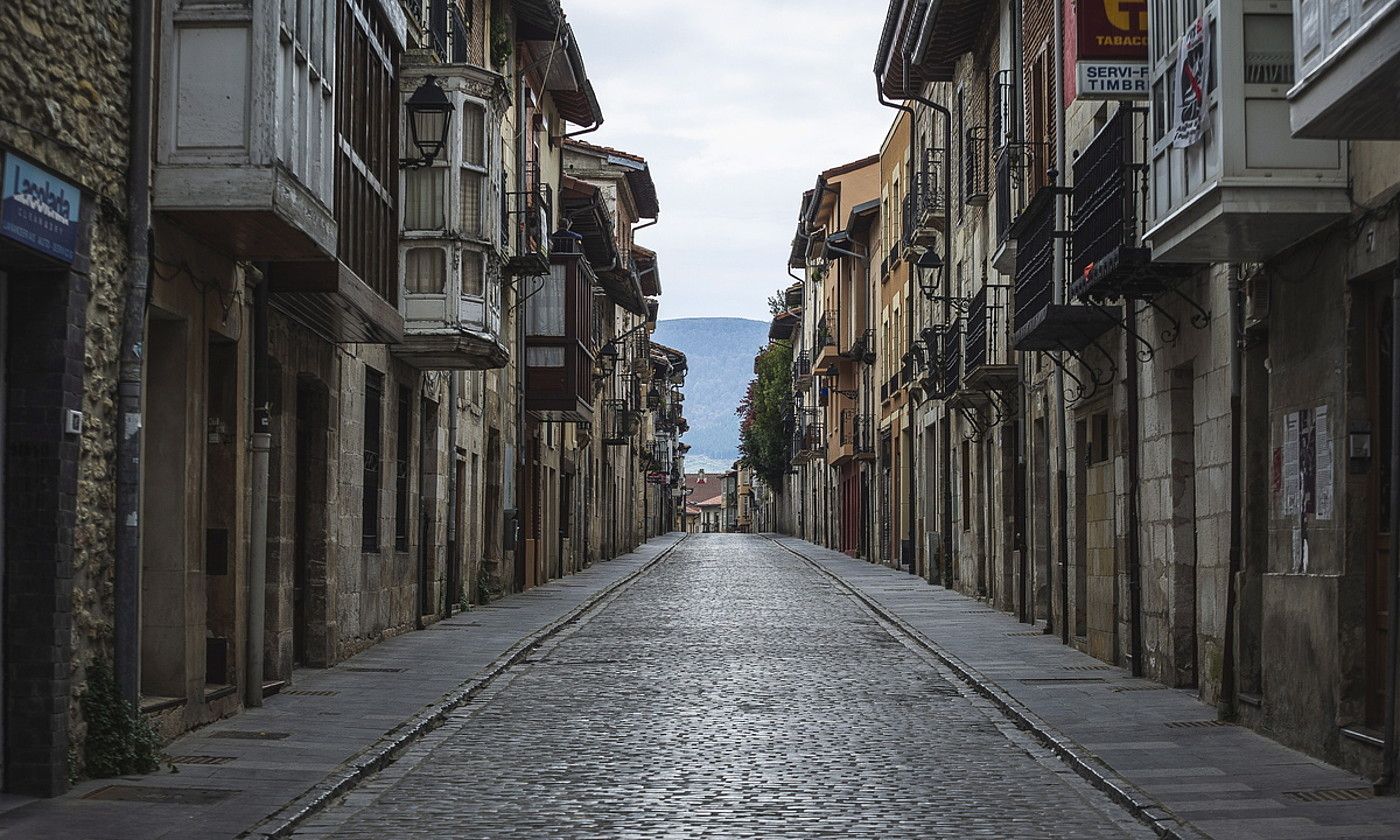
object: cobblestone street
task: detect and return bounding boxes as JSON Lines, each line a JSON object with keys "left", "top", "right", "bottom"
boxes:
{"left": 295, "top": 534, "right": 1150, "bottom": 839}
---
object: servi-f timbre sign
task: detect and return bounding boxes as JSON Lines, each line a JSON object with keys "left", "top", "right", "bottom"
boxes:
{"left": 1074, "top": 0, "right": 1149, "bottom": 99}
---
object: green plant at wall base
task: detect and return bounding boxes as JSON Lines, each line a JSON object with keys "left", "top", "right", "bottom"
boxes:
{"left": 737, "top": 340, "right": 794, "bottom": 491}
{"left": 81, "top": 663, "right": 160, "bottom": 779}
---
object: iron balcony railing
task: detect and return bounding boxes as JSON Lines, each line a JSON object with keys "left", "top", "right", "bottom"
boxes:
{"left": 963, "top": 127, "right": 989, "bottom": 206}
{"left": 1070, "top": 106, "right": 1150, "bottom": 300}
{"left": 840, "top": 410, "right": 875, "bottom": 455}
{"left": 793, "top": 351, "right": 812, "bottom": 380}
{"left": 842, "top": 328, "right": 875, "bottom": 364}
{"left": 964, "top": 283, "right": 1015, "bottom": 372}
{"left": 930, "top": 321, "right": 963, "bottom": 399}
{"left": 817, "top": 310, "right": 837, "bottom": 349}
{"left": 995, "top": 140, "right": 1053, "bottom": 245}
{"left": 506, "top": 166, "right": 553, "bottom": 276}
{"left": 1011, "top": 187, "right": 1059, "bottom": 343}
{"left": 904, "top": 147, "right": 947, "bottom": 248}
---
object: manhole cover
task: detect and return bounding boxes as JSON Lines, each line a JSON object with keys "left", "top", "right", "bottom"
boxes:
{"left": 342, "top": 667, "right": 405, "bottom": 673}
{"left": 168, "top": 755, "right": 234, "bottom": 765}
{"left": 207, "top": 730, "right": 290, "bottom": 740}
{"left": 83, "top": 785, "right": 236, "bottom": 804}
{"left": 1165, "top": 719, "right": 1233, "bottom": 729}
{"left": 284, "top": 689, "right": 339, "bottom": 697}
{"left": 1283, "top": 788, "right": 1374, "bottom": 802}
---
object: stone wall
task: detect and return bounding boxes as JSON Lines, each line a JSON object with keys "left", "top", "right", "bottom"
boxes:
{"left": 0, "top": 0, "right": 134, "bottom": 785}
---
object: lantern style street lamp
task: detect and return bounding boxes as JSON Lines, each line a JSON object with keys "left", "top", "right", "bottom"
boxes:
{"left": 402, "top": 75, "right": 454, "bottom": 168}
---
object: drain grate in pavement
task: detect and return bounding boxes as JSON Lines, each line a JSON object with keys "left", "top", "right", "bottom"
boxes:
{"left": 1019, "top": 677, "right": 1105, "bottom": 684}
{"left": 1007, "top": 630, "right": 1043, "bottom": 636}
{"left": 1283, "top": 788, "right": 1374, "bottom": 803}
{"left": 1164, "top": 719, "right": 1233, "bottom": 729}
{"left": 1064, "top": 665, "right": 1113, "bottom": 671}
{"left": 342, "top": 667, "right": 406, "bottom": 673}
{"left": 207, "top": 730, "right": 290, "bottom": 740}
{"left": 83, "top": 785, "right": 236, "bottom": 804}
{"left": 167, "top": 755, "right": 235, "bottom": 766}
{"left": 1113, "top": 683, "right": 1168, "bottom": 692}
{"left": 962, "top": 610, "right": 996, "bottom": 614}
{"left": 284, "top": 689, "right": 339, "bottom": 697}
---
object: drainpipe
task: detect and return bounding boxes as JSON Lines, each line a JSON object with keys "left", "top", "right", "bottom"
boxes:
{"left": 897, "top": 78, "right": 955, "bottom": 590}
{"left": 447, "top": 372, "right": 460, "bottom": 611}
{"left": 514, "top": 66, "right": 528, "bottom": 590}
{"left": 1052, "top": 0, "right": 1071, "bottom": 647}
{"left": 246, "top": 271, "right": 272, "bottom": 708}
{"left": 1126, "top": 298, "right": 1144, "bottom": 677}
{"left": 115, "top": 0, "right": 154, "bottom": 704}
{"left": 1220, "top": 266, "right": 1245, "bottom": 719}
{"left": 1379, "top": 250, "right": 1400, "bottom": 794}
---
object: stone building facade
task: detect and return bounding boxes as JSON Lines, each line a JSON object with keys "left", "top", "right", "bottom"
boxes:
{"left": 772, "top": 0, "right": 1400, "bottom": 785}
{"left": 0, "top": 0, "right": 688, "bottom": 796}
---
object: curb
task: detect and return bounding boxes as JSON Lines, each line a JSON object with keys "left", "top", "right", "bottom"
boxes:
{"left": 241, "top": 533, "right": 688, "bottom": 839}
{"left": 767, "top": 535, "right": 1210, "bottom": 840}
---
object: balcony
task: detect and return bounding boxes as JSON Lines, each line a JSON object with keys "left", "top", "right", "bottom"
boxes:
{"left": 1069, "top": 108, "right": 1192, "bottom": 303}
{"left": 927, "top": 321, "right": 963, "bottom": 400}
{"left": 524, "top": 252, "right": 597, "bottom": 423}
{"left": 601, "top": 399, "right": 642, "bottom": 447}
{"left": 904, "top": 148, "right": 948, "bottom": 248}
{"left": 991, "top": 141, "right": 1053, "bottom": 274}
{"left": 791, "top": 411, "right": 825, "bottom": 464}
{"left": 814, "top": 310, "right": 840, "bottom": 371}
{"left": 159, "top": 0, "right": 406, "bottom": 344}
{"left": 963, "top": 127, "right": 990, "bottom": 206}
{"left": 1289, "top": 0, "right": 1400, "bottom": 138}
{"left": 841, "top": 328, "right": 876, "bottom": 365}
{"left": 1146, "top": 5, "right": 1349, "bottom": 262}
{"left": 793, "top": 351, "right": 813, "bottom": 386}
{"left": 155, "top": 0, "right": 346, "bottom": 260}
{"left": 505, "top": 169, "right": 553, "bottom": 278}
{"left": 837, "top": 410, "right": 876, "bottom": 464}
{"left": 394, "top": 66, "right": 509, "bottom": 370}
{"left": 961, "top": 284, "right": 1018, "bottom": 391}
{"left": 1011, "top": 189, "right": 1120, "bottom": 352}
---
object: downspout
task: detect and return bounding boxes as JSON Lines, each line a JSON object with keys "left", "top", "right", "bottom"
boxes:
{"left": 1052, "top": 0, "right": 1071, "bottom": 647}
{"left": 514, "top": 67, "right": 528, "bottom": 590}
{"left": 898, "top": 75, "right": 955, "bottom": 590}
{"left": 1126, "top": 297, "right": 1144, "bottom": 677}
{"left": 1219, "top": 266, "right": 1245, "bottom": 718}
{"left": 115, "top": 0, "right": 155, "bottom": 703}
{"left": 447, "top": 372, "right": 460, "bottom": 612}
{"left": 246, "top": 271, "right": 272, "bottom": 708}
{"left": 1379, "top": 247, "right": 1400, "bottom": 793}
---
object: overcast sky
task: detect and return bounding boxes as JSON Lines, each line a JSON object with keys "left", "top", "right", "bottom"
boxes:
{"left": 566, "top": 0, "right": 896, "bottom": 321}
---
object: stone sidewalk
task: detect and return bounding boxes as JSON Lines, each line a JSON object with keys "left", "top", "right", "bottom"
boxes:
{"left": 774, "top": 535, "right": 1400, "bottom": 840}
{"left": 0, "top": 534, "right": 687, "bottom": 840}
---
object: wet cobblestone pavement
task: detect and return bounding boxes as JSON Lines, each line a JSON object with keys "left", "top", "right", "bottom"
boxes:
{"left": 294, "top": 534, "right": 1152, "bottom": 839}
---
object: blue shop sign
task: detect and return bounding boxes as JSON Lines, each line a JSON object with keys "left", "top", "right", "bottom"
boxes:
{"left": 2, "top": 152, "right": 82, "bottom": 264}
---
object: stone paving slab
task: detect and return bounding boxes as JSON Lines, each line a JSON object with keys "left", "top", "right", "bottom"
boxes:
{"left": 0, "top": 534, "right": 686, "bottom": 840}
{"left": 775, "top": 535, "right": 1400, "bottom": 840}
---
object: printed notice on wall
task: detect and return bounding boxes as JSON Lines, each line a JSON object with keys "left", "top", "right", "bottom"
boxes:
{"left": 1315, "top": 404, "right": 1333, "bottom": 520}
{"left": 1283, "top": 412, "right": 1301, "bottom": 516}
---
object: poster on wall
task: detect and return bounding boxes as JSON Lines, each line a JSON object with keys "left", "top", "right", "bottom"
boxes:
{"left": 1315, "top": 404, "right": 1333, "bottom": 520}
{"left": 1073, "top": 0, "right": 1150, "bottom": 99}
{"left": 1172, "top": 16, "right": 1212, "bottom": 148}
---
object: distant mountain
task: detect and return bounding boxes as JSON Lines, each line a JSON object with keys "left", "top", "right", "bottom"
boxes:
{"left": 652, "top": 317, "right": 770, "bottom": 471}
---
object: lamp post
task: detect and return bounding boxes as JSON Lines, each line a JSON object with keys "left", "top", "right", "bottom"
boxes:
{"left": 402, "top": 75, "right": 454, "bottom": 168}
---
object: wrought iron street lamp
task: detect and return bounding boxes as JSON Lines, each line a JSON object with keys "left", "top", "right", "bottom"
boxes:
{"left": 402, "top": 76, "right": 454, "bottom": 168}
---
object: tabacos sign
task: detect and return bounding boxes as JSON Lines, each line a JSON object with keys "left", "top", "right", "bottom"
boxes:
{"left": 1072, "top": 0, "right": 1149, "bottom": 100}
{"left": 2, "top": 152, "right": 82, "bottom": 264}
